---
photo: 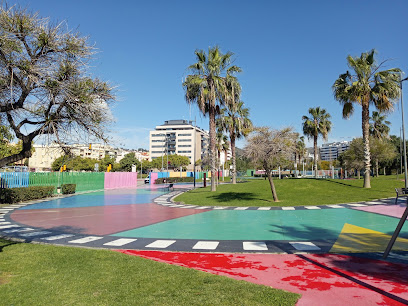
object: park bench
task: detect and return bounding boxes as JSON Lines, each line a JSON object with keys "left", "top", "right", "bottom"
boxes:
{"left": 395, "top": 188, "right": 408, "bottom": 204}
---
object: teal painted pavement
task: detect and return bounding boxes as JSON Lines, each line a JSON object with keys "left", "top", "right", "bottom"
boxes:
{"left": 112, "top": 208, "right": 408, "bottom": 240}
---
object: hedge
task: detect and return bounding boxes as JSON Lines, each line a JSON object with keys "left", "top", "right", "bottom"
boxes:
{"left": 0, "top": 186, "right": 55, "bottom": 204}
{"left": 61, "top": 184, "right": 76, "bottom": 195}
{"left": 154, "top": 177, "right": 194, "bottom": 184}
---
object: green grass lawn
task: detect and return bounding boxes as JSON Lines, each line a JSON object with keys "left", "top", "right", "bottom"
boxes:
{"left": 0, "top": 239, "right": 299, "bottom": 305}
{"left": 174, "top": 176, "right": 405, "bottom": 207}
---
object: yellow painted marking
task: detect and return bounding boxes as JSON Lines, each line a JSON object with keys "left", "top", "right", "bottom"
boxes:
{"left": 330, "top": 223, "right": 408, "bottom": 253}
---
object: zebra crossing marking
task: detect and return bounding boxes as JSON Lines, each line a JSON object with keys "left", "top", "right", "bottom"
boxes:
{"left": 193, "top": 241, "right": 219, "bottom": 250}
{"left": 146, "top": 240, "right": 176, "bottom": 248}
{"left": 20, "top": 231, "right": 52, "bottom": 237}
{"left": 103, "top": 238, "right": 137, "bottom": 246}
{"left": 68, "top": 236, "right": 103, "bottom": 244}
{"left": 41, "top": 234, "right": 75, "bottom": 241}
{"left": 243, "top": 241, "right": 268, "bottom": 251}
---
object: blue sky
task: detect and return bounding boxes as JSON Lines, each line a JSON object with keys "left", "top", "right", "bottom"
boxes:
{"left": 9, "top": 0, "right": 408, "bottom": 149}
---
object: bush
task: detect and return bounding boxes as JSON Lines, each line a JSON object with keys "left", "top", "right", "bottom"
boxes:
{"left": 61, "top": 184, "right": 76, "bottom": 194}
{"left": 154, "top": 177, "right": 195, "bottom": 184}
{"left": 0, "top": 186, "right": 55, "bottom": 204}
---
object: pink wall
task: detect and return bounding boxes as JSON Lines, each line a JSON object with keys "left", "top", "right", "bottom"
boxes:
{"left": 104, "top": 172, "right": 138, "bottom": 189}
{"left": 150, "top": 172, "right": 158, "bottom": 184}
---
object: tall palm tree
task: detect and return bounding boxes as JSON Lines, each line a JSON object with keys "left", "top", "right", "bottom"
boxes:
{"left": 370, "top": 111, "right": 391, "bottom": 139}
{"left": 302, "top": 107, "right": 332, "bottom": 178}
{"left": 295, "top": 135, "right": 306, "bottom": 175}
{"left": 333, "top": 49, "right": 401, "bottom": 188}
{"left": 219, "top": 101, "right": 252, "bottom": 184}
{"left": 215, "top": 127, "right": 229, "bottom": 184}
{"left": 183, "top": 46, "right": 241, "bottom": 191}
{"left": 370, "top": 111, "right": 391, "bottom": 177}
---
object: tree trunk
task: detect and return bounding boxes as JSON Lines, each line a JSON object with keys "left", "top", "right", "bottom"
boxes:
{"left": 314, "top": 134, "right": 318, "bottom": 178}
{"left": 231, "top": 136, "right": 236, "bottom": 184}
{"left": 0, "top": 138, "right": 33, "bottom": 168}
{"left": 376, "top": 159, "right": 379, "bottom": 177}
{"left": 357, "top": 169, "right": 360, "bottom": 180}
{"left": 384, "top": 167, "right": 386, "bottom": 176}
{"left": 209, "top": 88, "right": 217, "bottom": 192}
{"left": 362, "top": 101, "right": 371, "bottom": 188}
{"left": 267, "top": 169, "right": 279, "bottom": 202}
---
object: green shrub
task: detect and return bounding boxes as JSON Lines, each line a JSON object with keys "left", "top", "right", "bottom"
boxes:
{"left": 61, "top": 184, "right": 76, "bottom": 195}
{"left": 0, "top": 186, "right": 55, "bottom": 204}
{"left": 155, "top": 177, "right": 195, "bottom": 184}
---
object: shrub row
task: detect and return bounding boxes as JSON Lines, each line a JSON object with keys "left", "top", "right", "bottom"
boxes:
{"left": 61, "top": 184, "right": 76, "bottom": 194}
{"left": 0, "top": 186, "right": 55, "bottom": 204}
{"left": 155, "top": 177, "right": 194, "bottom": 184}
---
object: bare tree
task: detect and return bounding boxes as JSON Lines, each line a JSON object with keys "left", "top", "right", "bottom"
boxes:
{"left": 245, "top": 127, "right": 296, "bottom": 202}
{"left": 0, "top": 5, "right": 115, "bottom": 167}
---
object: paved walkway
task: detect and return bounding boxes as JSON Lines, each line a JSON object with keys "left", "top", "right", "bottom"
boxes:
{"left": 1, "top": 186, "right": 408, "bottom": 305}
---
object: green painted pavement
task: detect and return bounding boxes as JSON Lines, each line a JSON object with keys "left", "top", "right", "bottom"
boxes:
{"left": 112, "top": 208, "right": 408, "bottom": 241}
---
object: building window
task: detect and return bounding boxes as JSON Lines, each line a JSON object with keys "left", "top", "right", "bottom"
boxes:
{"left": 152, "top": 145, "right": 164, "bottom": 148}
{"left": 178, "top": 150, "right": 192, "bottom": 153}
{"left": 178, "top": 145, "right": 191, "bottom": 147}
{"left": 178, "top": 139, "right": 191, "bottom": 142}
{"left": 152, "top": 151, "right": 164, "bottom": 153}
{"left": 178, "top": 133, "right": 192, "bottom": 136}
{"left": 152, "top": 140, "right": 164, "bottom": 142}
{"left": 152, "top": 134, "right": 165, "bottom": 137}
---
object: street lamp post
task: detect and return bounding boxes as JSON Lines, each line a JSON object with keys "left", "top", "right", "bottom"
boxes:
{"left": 383, "top": 76, "right": 408, "bottom": 259}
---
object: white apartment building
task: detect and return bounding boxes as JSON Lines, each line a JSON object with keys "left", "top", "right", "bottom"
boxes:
{"left": 149, "top": 120, "right": 209, "bottom": 170}
{"left": 320, "top": 141, "right": 351, "bottom": 161}
{"left": 28, "top": 143, "right": 139, "bottom": 171}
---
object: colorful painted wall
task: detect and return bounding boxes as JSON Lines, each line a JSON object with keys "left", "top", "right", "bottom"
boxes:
{"left": 104, "top": 172, "right": 138, "bottom": 189}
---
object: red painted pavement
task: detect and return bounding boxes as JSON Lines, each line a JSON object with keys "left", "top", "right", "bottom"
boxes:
{"left": 118, "top": 250, "right": 408, "bottom": 305}
{"left": 11, "top": 204, "right": 209, "bottom": 235}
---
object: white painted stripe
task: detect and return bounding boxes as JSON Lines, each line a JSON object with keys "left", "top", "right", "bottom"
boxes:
{"left": 290, "top": 241, "right": 321, "bottom": 251}
{"left": 193, "top": 241, "right": 219, "bottom": 250}
{"left": 195, "top": 206, "right": 210, "bottom": 209}
{"left": 348, "top": 203, "right": 367, "bottom": 207}
{"left": 243, "top": 241, "right": 268, "bottom": 251}
{"left": 282, "top": 207, "right": 295, "bottom": 210}
{"left": 213, "top": 207, "right": 227, "bottom": 210}
{"left": 257, "top": 207, "right": 271, "bottom": 210}
{"left": 326, "top": 205, "right": 345, "bottom": 208}
{"left": 0, "top": 224, "right": 19, "bottom": 229}
{"left": 41, "top": 234, "right": 75, "bottom": 241}
{"left": 103, "top": 238, "right": 137, "bottom": 246}
{"left": 180, "top": 206, "right": 196, "bottom": 209}
{"left": 0, "top": 209, "right": 12, "bottom": 213}
{"left": 68, "top": 236, "right": 103, "bottom": 244}
{"left": 0, "top": 221, "right": 11, "bottom": 225}
{"left": 3, "top": 227, "right": 33, "bottom": 233}
{"left": 305, "top": 206, "right": 321, "bottom": 210}
{"left": 146, "top": 240, "right": 176, "bottom": 248}
{"left": 235, "top": 207, "right": 249, "bottom": 210}
{"left": 366, "top": 201, "right": 380, "bottom": 204}
{"left": 20, "top": 231, "right": 52, "bottom": 237}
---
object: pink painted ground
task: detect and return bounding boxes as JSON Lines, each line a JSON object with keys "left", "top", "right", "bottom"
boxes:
{"left": 11, "top": 204, "right": 209, "bottom": 235}
{"left": 354, "top": 204, "right": 408, "bottom": 219}
{"left": 118, "top": 250, "right": 408, "bottom": 306}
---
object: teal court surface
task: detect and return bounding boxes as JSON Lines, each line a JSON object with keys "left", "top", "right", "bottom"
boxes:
{"left": 1, "top": 185, "right": 408, "bottom": 254}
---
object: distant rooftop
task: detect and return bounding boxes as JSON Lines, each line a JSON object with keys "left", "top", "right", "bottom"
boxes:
{"left": 161, "top": 119, "right": 192, "bottom": 126}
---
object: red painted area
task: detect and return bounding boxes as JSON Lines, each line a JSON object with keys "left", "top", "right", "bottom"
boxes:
{"left": 11, "top": 204, "right": 209, "bottom": 235}
{"left": 118, "top": 250, "right": 408, "bottom": 306}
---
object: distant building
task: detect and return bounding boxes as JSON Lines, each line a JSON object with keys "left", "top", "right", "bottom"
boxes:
{"left": 28, "top": 143, "right": 141, "bottom": 171}
{"left": 320, "top": 141, "right": 351, "bottom": 161}
{"left": 149, "top": 119, "right": 209, "bottom": 170}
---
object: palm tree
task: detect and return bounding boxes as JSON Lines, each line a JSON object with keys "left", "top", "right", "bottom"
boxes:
{"left": 219, "top": 101, "right": 252, "bottom": 184}
{"left": 183, "top": 46, "right": 241, "bottom": 191}
{"left": 215, "top": 127, "right": 229, "bottom": 184}
{"left": 333, "top": 49, "right": 401, "bottom": 188}
{"left": 370, "top": 111, "right": 391, "bottom": 177}
{"left": 302, "top": 107, "right": 332, "bottom": 178}
{"left": 295, "top": 135, "right": 306, "bottom": 175}
{"left": 370, "top": 111, "right": 391, "bottom": 139}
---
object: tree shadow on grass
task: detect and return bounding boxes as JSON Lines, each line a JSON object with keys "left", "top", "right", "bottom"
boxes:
{"left": 310, "top": 178, "right": 362, "bottom": 189}
{"left": 0, "top": 239, "right": 19, "bottom": 252}
{"left": 208, "top": 192, "right": 274, "bottom": 203}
